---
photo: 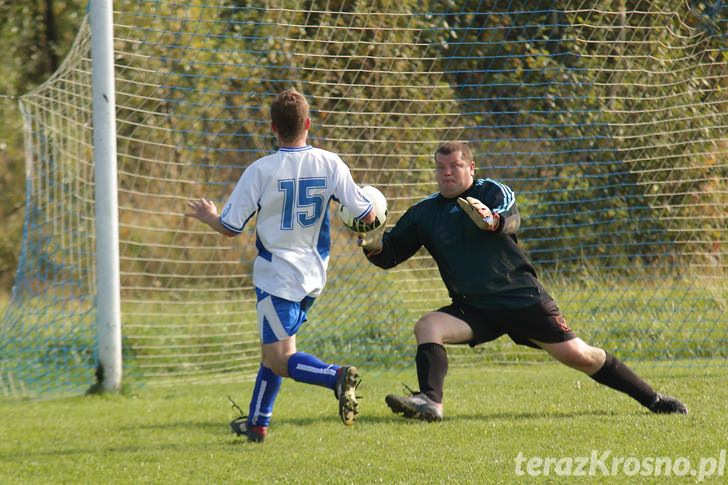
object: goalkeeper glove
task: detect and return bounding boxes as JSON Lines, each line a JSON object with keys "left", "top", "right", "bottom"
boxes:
{"left": 457, "top": 196, "right": 500, "bottom": 231}
{"left": 357, "top": 222, "right": 386, "bottom": 254}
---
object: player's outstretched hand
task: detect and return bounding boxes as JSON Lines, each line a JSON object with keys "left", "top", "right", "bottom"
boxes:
{"left": 457, "top": 196, "right": 499, "bottom": 231}
{"left": 357, "top": 223, "right": 386, "bottom": 255}
{"left": 185, "top": 198, "right": 219, "bottom": 225}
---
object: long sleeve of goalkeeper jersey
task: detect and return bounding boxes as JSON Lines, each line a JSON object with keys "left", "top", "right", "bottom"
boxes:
{"left": 366, "top": 179, "right": 550, "bottom": 310}
{"left": 366, "top": 202, "right": 424, "bottom": 270}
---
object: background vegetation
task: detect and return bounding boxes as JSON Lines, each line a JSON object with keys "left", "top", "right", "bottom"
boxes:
{"left": 1, "top": 1, "right": 725, "bottom": 397}
{"left": 0, "top": 0, "right": 85, "bottom": 291}
{"left": 2, "top": 1, "right": 725, "bottom": 294}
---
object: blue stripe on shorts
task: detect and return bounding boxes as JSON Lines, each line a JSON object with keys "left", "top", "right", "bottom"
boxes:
{"left": 255, "top": 288, "right": 315, "bottom": 344}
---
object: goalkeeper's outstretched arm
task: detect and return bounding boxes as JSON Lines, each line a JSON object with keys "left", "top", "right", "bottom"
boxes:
{"left": 364, "top": 232, "right": 422, "bottom": 269}
{"left": 364, "top": 207, "right": 422, "bottom": 269}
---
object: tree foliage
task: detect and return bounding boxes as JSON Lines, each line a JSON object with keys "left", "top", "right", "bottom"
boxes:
{"left": 0, "top": 0, "right": 85, "bottom": 290}
{"left": 2, "top": 0, "right": 725, "bottom": 291}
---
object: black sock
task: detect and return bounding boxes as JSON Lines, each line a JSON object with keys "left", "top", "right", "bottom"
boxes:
{"left": 416, "top": 343, "right": 448, "bottom": 404}
{"left": 590, "top": 352, "right": 657, "bottom": 407}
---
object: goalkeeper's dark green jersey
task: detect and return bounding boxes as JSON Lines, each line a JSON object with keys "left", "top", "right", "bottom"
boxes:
{"left": 367, "top": 178, "right": 551, "bottom": 310}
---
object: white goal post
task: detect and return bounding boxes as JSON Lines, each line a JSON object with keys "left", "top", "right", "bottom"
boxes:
{"left": 90, "top": 0, "right": 122, "bottom": 392}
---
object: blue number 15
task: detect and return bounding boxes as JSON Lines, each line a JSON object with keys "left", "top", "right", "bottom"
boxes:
{"left": 278, "top": 178, "right": 327, "bottom": 230}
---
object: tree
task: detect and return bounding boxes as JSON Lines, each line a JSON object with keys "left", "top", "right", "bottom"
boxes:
{"left": 0, "top": 0, "right": 85, "bottom": 290}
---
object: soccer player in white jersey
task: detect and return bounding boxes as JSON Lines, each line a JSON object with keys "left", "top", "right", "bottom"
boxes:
{"left": 186, "top": 88, "right": 376, "bottom": 442}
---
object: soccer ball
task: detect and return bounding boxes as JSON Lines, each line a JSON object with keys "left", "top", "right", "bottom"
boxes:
{"left": 336, "top": 185, "right": 388, "bottom": 233}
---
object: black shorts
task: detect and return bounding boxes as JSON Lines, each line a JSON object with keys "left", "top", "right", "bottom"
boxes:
{"left": 437, "top": 298, "right": 576, "bottom": 349}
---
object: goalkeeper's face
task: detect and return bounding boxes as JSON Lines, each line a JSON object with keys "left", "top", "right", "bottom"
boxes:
{"left": 435, "top": 151, "right": 476, "bottom": 198}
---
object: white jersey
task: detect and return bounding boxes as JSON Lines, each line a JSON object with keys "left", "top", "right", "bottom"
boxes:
{"left": 220, "top": 145, "right": 373, "bottom": 301}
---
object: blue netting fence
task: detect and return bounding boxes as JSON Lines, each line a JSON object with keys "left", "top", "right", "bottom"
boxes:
{"left": 1, "top": 1, "right": 726, "bottom": 398}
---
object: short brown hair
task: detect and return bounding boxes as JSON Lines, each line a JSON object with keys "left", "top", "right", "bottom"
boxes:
{"left": 270, "top": 88, "right": 310, "bottom": 143}
{"left": 435, "top": 141, "right": 473, "bottom": 162}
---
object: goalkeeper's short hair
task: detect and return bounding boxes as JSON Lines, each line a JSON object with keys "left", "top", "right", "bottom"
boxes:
{"left": 435, "top": 141, "right": 473, "bottom": 162}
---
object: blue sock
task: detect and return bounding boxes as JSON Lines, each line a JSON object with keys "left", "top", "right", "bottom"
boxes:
{"left": 287, "top": 352, "right": 339, "bottom": 390}
{"left": 247, "top": 364, "right": 282, "bottom": 427}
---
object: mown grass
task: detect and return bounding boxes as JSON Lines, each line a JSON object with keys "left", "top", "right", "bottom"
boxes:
{"left": 0, "top": 364, "right": 725, "bottom": 484}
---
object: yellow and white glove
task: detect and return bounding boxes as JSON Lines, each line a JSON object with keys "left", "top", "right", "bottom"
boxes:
{"left": 457, "top": 196, "right": 500, "bottom": 231}
{"left": 357, "top": 222, "right": 386, "bottom": 254}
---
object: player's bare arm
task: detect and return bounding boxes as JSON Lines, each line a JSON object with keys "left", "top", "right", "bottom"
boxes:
{"left": 361, "top": 211, "right": 376, "bottom": 224}
{"left": 185, "top": 198, "right": 237, "bottom": 237}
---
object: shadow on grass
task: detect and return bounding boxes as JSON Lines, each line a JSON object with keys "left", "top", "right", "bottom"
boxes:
{"left": 0, "top": 441, "right": 225, "bottom": 461}
{"left": 274, "top": 407, "right": 628, "bottom": 427}
{"left": 114, "top": 420, "right": 223, "bottom": 432}
{"left": 0, "top": 408, "right": 674, "bottom": 462}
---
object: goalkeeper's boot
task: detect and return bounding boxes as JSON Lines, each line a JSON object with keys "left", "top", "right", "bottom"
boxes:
{"left": 385, "top": 392, "right": 443, "bottom": 422}
{"left": 647, "top": 393, "right": 688, "bottom": 415}
{"left": 334, "top": 366, "right": 361, "bottom": 426}
{"left": 230, "top": 417, "right": 268, "bottom": 443}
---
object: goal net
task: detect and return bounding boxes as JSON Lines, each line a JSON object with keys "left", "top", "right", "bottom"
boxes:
{"left": 2, "top": 1, "right": 726, "bottom": 397}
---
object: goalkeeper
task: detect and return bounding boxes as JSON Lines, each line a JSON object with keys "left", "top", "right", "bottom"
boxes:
{"left": 359, "top": 141, "right": 687, "bottom": 422}
{"left": 186, "top": 88, "right": 376, "bottom": 442}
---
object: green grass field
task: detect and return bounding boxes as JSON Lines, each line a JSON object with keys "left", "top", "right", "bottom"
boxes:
{"left": 1, "top": 363, "right": 725, "bottom": 484}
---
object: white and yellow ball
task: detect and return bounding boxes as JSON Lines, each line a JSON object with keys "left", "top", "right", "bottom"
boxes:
{"left": 337, "top": 185, "right": 388, "bottom": 233}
